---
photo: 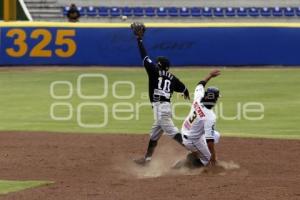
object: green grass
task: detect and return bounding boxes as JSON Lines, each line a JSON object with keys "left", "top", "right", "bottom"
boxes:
{"left": 0, "top": 180, "right": 52, "bottom": 195}
{"left": 0, "top": 67, "right": 299, "bottom": 139}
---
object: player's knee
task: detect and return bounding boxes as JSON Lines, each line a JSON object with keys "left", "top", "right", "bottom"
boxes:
{"left": 149, "top": 131, "right": 163, "bottom": 141}
{"left": 214, "top": 131, "right": 221, "bottom": 144}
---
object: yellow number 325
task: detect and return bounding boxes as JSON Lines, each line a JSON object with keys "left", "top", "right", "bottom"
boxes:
{"left": 5, "top": 29, "right": 77, "bottom": 58}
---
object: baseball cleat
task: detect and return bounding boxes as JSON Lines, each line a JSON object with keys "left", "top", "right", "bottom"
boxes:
{"left": 133, "top": 157, "right": 151, "bottom": 166}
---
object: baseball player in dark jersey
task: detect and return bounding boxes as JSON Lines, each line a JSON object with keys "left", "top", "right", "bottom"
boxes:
{"left": 131, "top": 22, "right": 190, "bottom": 165}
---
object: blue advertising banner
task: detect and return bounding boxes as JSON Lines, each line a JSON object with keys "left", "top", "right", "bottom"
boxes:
{"left": 1, "top": 22, "right": 300, "bottom": 66}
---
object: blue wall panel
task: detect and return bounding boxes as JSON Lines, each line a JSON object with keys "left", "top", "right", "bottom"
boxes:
{"left": 1, "top": 23, "right": 300, "bottom": 66}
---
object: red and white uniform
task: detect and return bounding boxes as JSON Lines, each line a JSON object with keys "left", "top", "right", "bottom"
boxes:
{"left": 181, "top": 83, "right": 219, "bottom": 166}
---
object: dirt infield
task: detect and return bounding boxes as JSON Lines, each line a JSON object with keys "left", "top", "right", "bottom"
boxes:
{"left": 0, "top": 132, "right": 299, "bottom": 200}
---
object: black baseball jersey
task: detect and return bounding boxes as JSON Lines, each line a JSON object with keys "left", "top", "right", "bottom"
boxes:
{"left": 143, "top": 56, "right": 186, "bottom": 103}
{"left": 136, "top": 38, "right": 187, "bottom": 103}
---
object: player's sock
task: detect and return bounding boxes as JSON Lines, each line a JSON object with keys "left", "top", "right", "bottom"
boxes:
{"left": 173, "top": 133, "right": 183, "bottom": 146}
{"left": 134, "top": 156, "right": 151, "bottom": 165}
{"left": 144, "top": 139, "right": 158, "bottom": 159}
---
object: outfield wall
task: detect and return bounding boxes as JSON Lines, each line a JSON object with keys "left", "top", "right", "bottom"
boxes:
{"left": 1, "top": 22, "right": 300, "bottom": 66}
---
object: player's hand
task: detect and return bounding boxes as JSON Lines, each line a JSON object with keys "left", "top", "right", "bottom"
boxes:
{"left": 209, "top": 69, "right": 221, "bottom": 78}
{"left": 208, "top": 153, "right": 217, "bottom": 166}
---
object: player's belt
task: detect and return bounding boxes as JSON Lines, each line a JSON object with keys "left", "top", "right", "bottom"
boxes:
{"left": 183, "top": 135, "right": 200, "bottom": 140}
{"left": 154, "top": 89, "right": 171, "bottom": 99}
{"left": 152, "top": 101, "right": 170, "bottom": 104}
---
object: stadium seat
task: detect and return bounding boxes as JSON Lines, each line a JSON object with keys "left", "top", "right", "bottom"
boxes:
{"left": 122, "top": 7, "right": 133, "bottom": 16}
{"left": 145, "top": 7, "right": 156, "bottom": 17}
{"left": 110, "top": 7, "right": 121, "bottom": 17}
{"left": 86, "top": 6, "right": 97, "bottom": 17}
{"left": 272, "top": 7, "right": 283, "bottom": 16}
{"left": 76, "top": 6, "right": 85, "bottom": 16}
{"left": 202, "top": 7, "right": 213, "bottom": 17}
{"left": 62, "top": 6, "right": 69, "bottom": 16}
{"left": 98, "top": 7, "right": 109, "bottom": 17}
{"left": 191, "top": 7, "right": 201, "bottom": 17}
{"left": 168, "top": 7, "right": 179, "bottom": 17}
{"left": 284, "top": 7, "right": 295, "bottom": 17}
{"left": 248, "top": 7, "right": 259, "bottom": 17}
{"left": 296, "top": 7, "right": 300, "bottom": 16}
{"left": 237, "top": 7, "right": 248, "bottom": 17}
{"left": 179, "top": 7, "right": 190, "bottom": 17}
{"left": 157, "top": 7, "right": 167, "bottom": 17}
{"left": 225, "top": 7, "right": 236, "bottom": 17}
{"left": 133, "top": 7, "right": 144, "bottom": 16}
{"left": 260, "top": 7, "right": 271, "bottom": 17}
{"left": 213, "top": 7, "right": 224, "bottom": 17}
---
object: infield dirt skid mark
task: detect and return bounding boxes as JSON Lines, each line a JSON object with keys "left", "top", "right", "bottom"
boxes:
{"left": 113, "top": 138, "right": 182, "bottom": 178}
{"left": 126, "top": 160, "right": 242, "bottom": 178}
{"left": 113, "top": 136, "right": 241, "bottom": 179}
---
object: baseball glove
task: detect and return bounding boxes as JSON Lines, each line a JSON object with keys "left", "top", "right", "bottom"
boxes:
{"left": 131, "top": 22, "right": 146, "bottom": 38}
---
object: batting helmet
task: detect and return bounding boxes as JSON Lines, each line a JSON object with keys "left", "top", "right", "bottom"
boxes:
{"left": 202, "top": 87, "right": 220, "bottom": 109}
{"left": 156, "top": 56, "right": 170, "bottom": 71}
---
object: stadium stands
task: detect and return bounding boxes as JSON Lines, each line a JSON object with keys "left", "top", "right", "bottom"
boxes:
{"left": 55, "top": 0, "right": 300, "bottom": 8}
{"left": 25, "top": 0, "right": 300, "bottom": 21}
{"left": 61, "top": 6, "right": 300, "bottom": 19}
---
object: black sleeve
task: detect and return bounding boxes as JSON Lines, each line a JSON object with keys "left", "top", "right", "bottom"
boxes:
{"left": 136, "top": 38, "right": 156, "bottom": 74}
{"left": 173, "top": 76, "right": 186, "bottom": 93}
{"left": 197, "top": 80, "right": 207, "bottom": 87}
{"left": 137, "top": 38, "right": 147, "bottom": 60}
